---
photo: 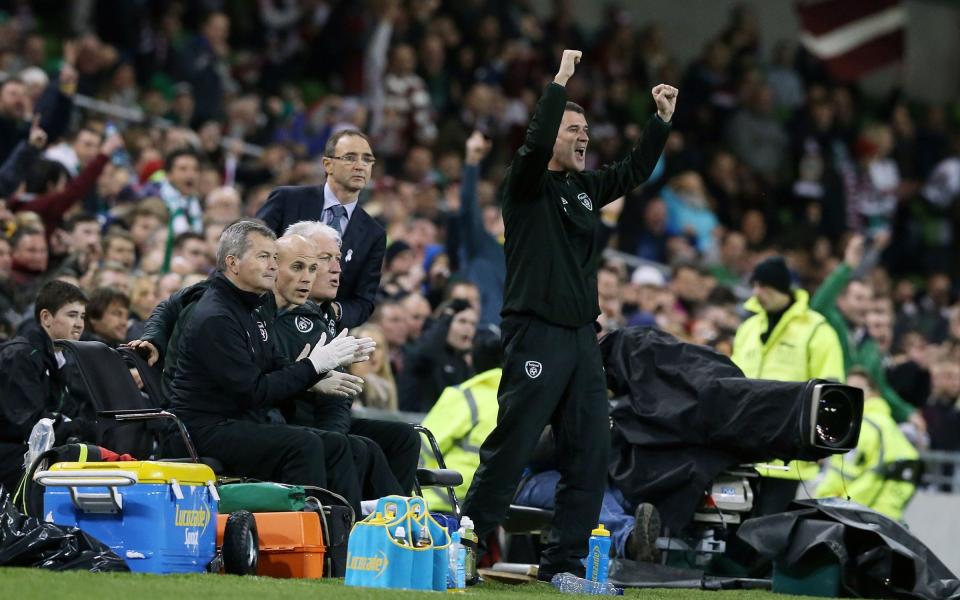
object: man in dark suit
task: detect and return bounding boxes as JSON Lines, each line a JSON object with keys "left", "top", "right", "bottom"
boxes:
{"left": 257, "top": 130, "right": 385, "bottom": 328}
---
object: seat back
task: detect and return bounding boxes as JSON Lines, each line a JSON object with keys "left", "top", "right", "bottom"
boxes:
{"left": 55, "top": 340, "right": 155, "bottom": 458}
{"left": 117, "top": 346, "right": 166, "bottom": 409}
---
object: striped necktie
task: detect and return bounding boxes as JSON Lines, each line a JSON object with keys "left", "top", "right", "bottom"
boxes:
{"left": 326, "top": 204, "right": 348, "bottom": 237}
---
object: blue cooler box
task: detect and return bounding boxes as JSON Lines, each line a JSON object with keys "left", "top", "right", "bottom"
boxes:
{"left": 38, "top": 461, "right": 219, "bottom": 573}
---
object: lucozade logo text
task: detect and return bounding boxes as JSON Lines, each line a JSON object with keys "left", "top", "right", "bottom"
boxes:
{"left": 347, "top": 551, "right": 390, "bottom": 579}
{"left": 175, "top": 506, "right": 209, "bottom": 528}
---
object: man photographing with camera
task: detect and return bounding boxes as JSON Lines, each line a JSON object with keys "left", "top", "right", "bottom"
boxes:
{"left": 460, "top": 49, "right": 677, "bottom": 580}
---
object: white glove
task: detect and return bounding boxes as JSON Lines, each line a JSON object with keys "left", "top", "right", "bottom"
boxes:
{"left": 351, "top": 336, "right": 377, "bottom": 363}
{"left": 314, "top": 371, "right": 365, "bottom": 398}
{"left": 305, "top": 330, "right": 360, "bottom": 374}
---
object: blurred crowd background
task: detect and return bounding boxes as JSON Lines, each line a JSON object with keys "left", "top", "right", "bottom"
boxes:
{"left": 0, "top": 0, "right": 958, "bottom": 456}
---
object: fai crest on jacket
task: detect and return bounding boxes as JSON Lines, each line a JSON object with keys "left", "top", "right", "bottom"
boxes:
{"left": 295, "top": 315, "right": 314, "bottom": 333}
{"left": 577, "top": 192, "right": 593, "bottom": 211}
{"left": 257, "top": 320, "right": 269, "bottom": 341}
{"left": 525, "top": 360, "right": 543, "bottom": 379}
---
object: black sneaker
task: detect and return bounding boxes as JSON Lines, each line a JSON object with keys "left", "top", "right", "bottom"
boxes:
{"left": 629, "top": 503, "right": 661, "bottom": 562}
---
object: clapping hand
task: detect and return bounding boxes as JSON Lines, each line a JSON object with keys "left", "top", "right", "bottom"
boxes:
{"left": 302, "top": 329, "right": 377, "bottom": 374}
{"left": 314, "top": 371, "right": 365, "bottom": 398}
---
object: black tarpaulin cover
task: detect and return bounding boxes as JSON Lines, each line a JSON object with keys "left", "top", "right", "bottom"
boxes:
{"left": 608, "top": 557, "right": 772, "bottom": 590}
{"left": 0, "top": 486, "right": 128, "bottom": 572}
{"left": 738, "top": 498, "right": 960, "bottom": 600}
{"left": 599, "top": 327, "right": 846, "bottom": 531}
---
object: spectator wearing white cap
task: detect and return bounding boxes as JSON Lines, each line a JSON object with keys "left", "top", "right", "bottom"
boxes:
{"left": 626, "top": 264, "right": 668, "bottom": 328}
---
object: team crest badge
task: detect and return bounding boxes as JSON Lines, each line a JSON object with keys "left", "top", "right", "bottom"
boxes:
{"left": 257, "top": 321, "right": 269, "bottom": 341}
{"left": 577, "top": 192, "right": 593, "bottom": 211}
{"left": 525, "top": 361, "right": 543, "bottom": 379}
{"left": 295, "top": 315, "right": 314, "bottom": 333}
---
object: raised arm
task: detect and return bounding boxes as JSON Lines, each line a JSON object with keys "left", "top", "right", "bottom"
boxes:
{"left": 503, "top": 50, "right": 581, "bottom": 204}
{"left": 0, "top": 118, "right": 45, "bottom": 197}
{"left": 33, "top": 62, "right": 77, "bottom": 143}
{"left": 811, "top": 236, "right": 862, "bottom": 314}
{"left": 588, "top": 85, "right": 676, "bottom": 207}
{"left": 459, "top": 131, "right": 493, "bottom": 259}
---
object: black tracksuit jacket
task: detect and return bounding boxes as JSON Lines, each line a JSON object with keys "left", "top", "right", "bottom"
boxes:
{"left": 169, "top": 272, "right": 319, "bottom": 425}
{"left": 500, "top": 82, "right": 670, "bottom": 327}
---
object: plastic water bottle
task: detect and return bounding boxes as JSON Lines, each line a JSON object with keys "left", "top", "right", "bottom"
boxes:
{"left": 23, "top": 418, "right": 56, "bottom": 471}
{"left": 394, "top": 525, "right": 409, "bottom": 546}
{"left": 459, "top": 516, "right": 479, "bottom": 585}
{"left": 551, "top": 573, "right": 623, "bottom": 596}
{"left": 415, "top": 525, "right": 432, "bottom": 548}
{"left": 586, "top": 524, "right": 612, "bottom": 583}
{"left": 447, "top": 531, "right": 466, "bottom": 592}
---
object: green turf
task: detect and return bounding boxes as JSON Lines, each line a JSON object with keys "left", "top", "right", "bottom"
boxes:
{"left": 0, "top": 568, "right": 836, "bottom": 600}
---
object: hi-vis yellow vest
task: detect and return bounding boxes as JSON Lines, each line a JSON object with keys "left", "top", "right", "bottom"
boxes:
{"left": 420, "top": 369, "right": 501, "bottom": 511}
{"left": 732, "top": 289, "right": 845, "bottom": 480}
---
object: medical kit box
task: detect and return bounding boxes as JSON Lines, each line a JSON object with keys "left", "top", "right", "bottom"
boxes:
{"left": 216, "top": 511, "right": 326, "bottom": 578}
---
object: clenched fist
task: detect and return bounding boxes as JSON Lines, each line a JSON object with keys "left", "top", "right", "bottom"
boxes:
{"left": 554, "top": 49, "right": 582, "bottom": 86}
{"left": 651, "top": 84, "right": 679, "bottom": 123}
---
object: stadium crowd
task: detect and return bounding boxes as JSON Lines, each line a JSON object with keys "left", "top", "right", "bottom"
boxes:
{"left": 1, "top": 0, "right": 959, "bottom": 522}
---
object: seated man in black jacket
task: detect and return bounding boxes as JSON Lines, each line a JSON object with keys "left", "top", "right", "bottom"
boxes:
{"left": 0, "top": 280, "right": 95, "bottom": 493}
{"left": 167, "top": 220, "right": 375, "bottom": 513}
{"left": 280, "top": 220, "right": 420, "bottom": 495}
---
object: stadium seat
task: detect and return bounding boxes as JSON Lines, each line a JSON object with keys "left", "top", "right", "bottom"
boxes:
{"left": 55, "top": 339, "right": 222, "bottom": 471}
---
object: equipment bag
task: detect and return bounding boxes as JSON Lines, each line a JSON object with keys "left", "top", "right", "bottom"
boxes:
{"left": 218, "top": 482, "right": 307, "bottom": 514}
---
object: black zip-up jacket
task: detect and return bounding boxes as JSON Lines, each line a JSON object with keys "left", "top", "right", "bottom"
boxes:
{"left": 273, "top": 300, "right": 339, "bottom": 360}
{"left": 0, "top": 327, "right": 66, "bottom": 443}
{"left": 0, "top": 326, "right": 95, "bottom": 442}
{"left": 169, "top": 272, "right": 319, "bottom": 425}
{"left": 272, "top": 300, "right": 352, "bottom": 433}
{"left": 142, "top": 279, "right": 211, "bottom": 367}
{"left": 143, "top": 279, "right": 210, "bottom": 404}
{"left": 500, "top": 82, "right": 670, "bottom": 327}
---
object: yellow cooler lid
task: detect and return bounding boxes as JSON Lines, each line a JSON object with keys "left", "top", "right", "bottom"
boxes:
{"left": 49, "top": 461, "right": 216, "bottom": 485}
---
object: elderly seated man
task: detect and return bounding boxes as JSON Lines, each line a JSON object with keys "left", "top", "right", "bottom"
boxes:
{"left": 279, "top": 221, "right": 420, "bottom": 497}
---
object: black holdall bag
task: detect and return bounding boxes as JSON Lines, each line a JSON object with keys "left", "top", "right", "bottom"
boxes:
{"left": 302, "top": 486, "right": 355, "bottom": 578}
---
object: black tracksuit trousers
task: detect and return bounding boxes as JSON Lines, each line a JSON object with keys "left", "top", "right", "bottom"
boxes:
{"left": 187, "top": 419, "right": 362, "bottom": 515}
{"left": 347, "top": 418, "right": 420, "bottom": 496}
{"left": 461, "top": 314, "right": 610, "bottom": 574}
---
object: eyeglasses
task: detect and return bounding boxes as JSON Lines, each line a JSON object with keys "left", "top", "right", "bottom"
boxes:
{"left": 328, "top": 153, "right": 376, "bottom": 166}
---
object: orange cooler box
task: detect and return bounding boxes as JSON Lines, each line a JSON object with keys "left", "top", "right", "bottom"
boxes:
{"left": 217, "top": 512, "right": 325, "bottom": 578}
